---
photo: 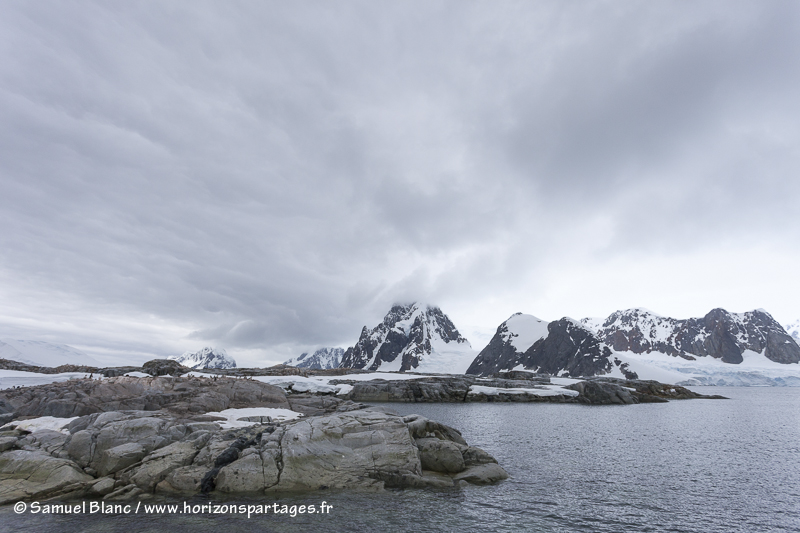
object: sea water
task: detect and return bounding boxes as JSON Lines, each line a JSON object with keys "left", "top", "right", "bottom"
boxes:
{"left": 2, "top": 387, "right": 798, "bottom": 532}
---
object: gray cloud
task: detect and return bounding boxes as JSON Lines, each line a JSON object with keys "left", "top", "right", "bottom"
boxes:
{"left": 0, "top": 1, "right": 798, "bottom": 365}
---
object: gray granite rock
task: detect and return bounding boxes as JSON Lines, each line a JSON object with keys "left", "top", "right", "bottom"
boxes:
{"left": 96, "top": 443, "right": 147, "bottom": 477}
{"left": 214, "top": 452, "right": 279, "bottom": 493}
{"left": 156, "top": 465, "right": 208, "bottom": 493}
{"left": 276, "top": 409, "right": 421, "bottom": 491}
{"left": 0, "top": 406, "right": 508, "bottom": 502}
{"left": 0, "top": 450, "right": 93, "bottom": 504}
{"left": 417, "top": 438, "right": 465, "bottom": 473}
{"left": 0, "top": 375, "right": 291, "bottom": 419}
{"left": 86, "top": 477, "right": 116, "bottom": 496}
{"left": 128, "top": 441, "right": 200, "bottom": 491}
{"left": 453, "top": 463, "right": 509, "bottom": 484}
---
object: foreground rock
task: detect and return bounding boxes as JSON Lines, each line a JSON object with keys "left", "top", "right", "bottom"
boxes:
{"left": 0, "top": 374, "right": 511, "bottom": 503}
{"left": 0, "top": 407, "right": 507, "bottom": 504}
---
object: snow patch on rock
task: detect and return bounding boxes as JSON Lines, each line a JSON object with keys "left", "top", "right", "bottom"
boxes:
{"left": 203, "top": 407, "right": 301, "bottom": 429}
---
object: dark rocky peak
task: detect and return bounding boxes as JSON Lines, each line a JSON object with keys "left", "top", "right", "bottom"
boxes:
{"left": 382, "top": 303, "right": 414, "bottom": 327}
{"left": 518, "top": 318, "right": 615, "bottom": 378}
{"left": 468, "top": 316, "right": 618, "bottom": 378}
{"left": 340, "top": 302, "right": 470, "bottom": 372}
{"left": 466, "top": 314, "right": 523, "bottom": 376}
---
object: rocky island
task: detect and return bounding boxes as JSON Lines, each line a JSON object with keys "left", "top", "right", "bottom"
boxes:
{"left": 0, "top": 359, "right": 725, "bottom": 505}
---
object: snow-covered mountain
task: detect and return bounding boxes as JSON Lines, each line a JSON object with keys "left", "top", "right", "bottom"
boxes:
{"left": 284, "top": 347, "right": 344, "bottom": 370}
{"left": 340, "top": 303, "right": 475, "bottom": 373}
{"left": 0, "top": 339, "right": 100, "bottom": 367}
{"left": 468, "top": 308, "right": 800, "bottom": 386}
{"left": 466, "top": 313, "right": 549, "bottom": 375}
{"left": 169, "top": 347, "right": 236, "bottom": 369}
{"left": 467, "top": 316, "right": 633, "bottom": 379}
{"left": 590, "top": 308, "right": 800, "bottom": 364}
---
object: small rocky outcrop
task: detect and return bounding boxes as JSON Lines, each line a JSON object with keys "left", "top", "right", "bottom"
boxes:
{"left": 566, "top": 378, "right": 727, "bottom": 405}
{"left": 332, "top": 374, "right": 565, "bottom": 403}
{"left": 141, "top": 359, "right": 190, "bottom": 377}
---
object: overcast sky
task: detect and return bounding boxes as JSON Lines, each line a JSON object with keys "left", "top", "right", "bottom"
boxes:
{"left": 1, "top": 1, "right": 798, "bottom": 366}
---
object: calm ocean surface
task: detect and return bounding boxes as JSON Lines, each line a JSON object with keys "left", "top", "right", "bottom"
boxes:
{"left": 2, "top": 387, "right": 799, "bottom": 532}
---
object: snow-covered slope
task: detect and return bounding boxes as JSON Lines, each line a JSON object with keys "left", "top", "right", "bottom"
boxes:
{"left": 284, "top": 347, "right": 344, "bottom": 370}
{"left": 605, "top": 348, "right": 800, "bottom": 386}
{"left": 466, "top": 313, "right": 549, "bottom": 375}
{"left": 169, "top": 347, "right": 236, "bottom": 370}
{"left": 340, "top": 303, "right": 475, "bottom": 373}
{"left": 0, "top": 339, "right": 100, "bottom": 367}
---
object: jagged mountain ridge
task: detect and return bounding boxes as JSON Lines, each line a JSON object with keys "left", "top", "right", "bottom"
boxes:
{"left": 340, "top": 303, "right": 473, "bottom": 373}
{"left": 588, "top": 308, "right": 800, "bottom": 365}
{"left": 169, "top": 347, "right": 237, "bottom": 369}
{"left": 284, "top": 347, "right": 344, "bottom": 370}
{"left": 467, "top": 308, "right": 800, "bottom": 384}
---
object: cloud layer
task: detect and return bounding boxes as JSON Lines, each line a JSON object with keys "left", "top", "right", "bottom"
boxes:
{"left": 1, "top": 1, "right": 798, "bottom": 365}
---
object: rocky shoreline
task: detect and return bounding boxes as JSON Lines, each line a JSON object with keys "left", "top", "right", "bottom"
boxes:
{"left": 332, "top": 373, "right": 727, "bottom": 404}
{"left": 0, "top": 375, "right": 508, "bottom": 504}
{"left": 0, "top": 361, "right": 726, "bottom": 505}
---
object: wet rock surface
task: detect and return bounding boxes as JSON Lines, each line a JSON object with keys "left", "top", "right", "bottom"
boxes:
{"left": 0, "top": 407, "right": 508, "bottom": 503}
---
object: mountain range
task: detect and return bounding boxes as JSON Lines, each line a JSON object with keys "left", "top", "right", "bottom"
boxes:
{"left": 467, "top": 308, "right": 800, "bottom": 386}
{"left": 2, "top": 305, "right": 798, "bottom": 386}
{"left": 168, "top": 347, "right": 237, "bottom": 370}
